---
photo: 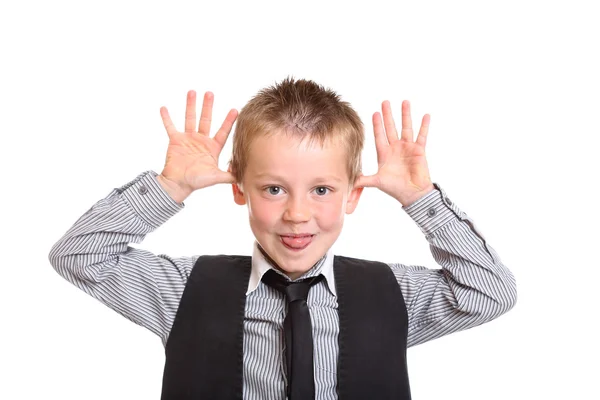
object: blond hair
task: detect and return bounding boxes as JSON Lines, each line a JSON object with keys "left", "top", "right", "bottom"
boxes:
{"left": 228, "top": 76, "right": 364, "bottom": 186}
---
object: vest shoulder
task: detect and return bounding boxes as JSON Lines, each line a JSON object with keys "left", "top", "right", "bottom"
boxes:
{"left": 333, "top": 254, "right": 389, "bottom": 268}
{"left": 195, "top": 254, "right": 251, "bottom": 262}
{"left": 191, "top": 254, "right": 252, "bottom": 271}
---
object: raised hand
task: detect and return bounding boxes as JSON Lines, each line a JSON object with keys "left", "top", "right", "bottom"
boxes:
{"left": 354, "top": 100, "right": 435, "bottom": 207}
{"left": 158, "top": 91, "right": 238, "bottom": 203}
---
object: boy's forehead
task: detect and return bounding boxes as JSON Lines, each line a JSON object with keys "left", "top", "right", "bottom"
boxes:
{"left": 245, "top": 133, "right": 350, "bottom": 182}
{"left": 249, "top": 130, "right": 346, "bottom": 155}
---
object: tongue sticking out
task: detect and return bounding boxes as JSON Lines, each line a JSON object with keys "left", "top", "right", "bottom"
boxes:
{"left": 281, "top": 235, "right": 313, "bottom": 249}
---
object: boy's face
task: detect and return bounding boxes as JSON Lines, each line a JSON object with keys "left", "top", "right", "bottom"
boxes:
{"left": 232, "top": 132, "right": 363, "bottom": 280}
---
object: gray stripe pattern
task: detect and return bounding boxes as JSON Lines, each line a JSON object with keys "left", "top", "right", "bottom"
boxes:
{"left": 48, "top": 170, "right": 517, "bottom": 399}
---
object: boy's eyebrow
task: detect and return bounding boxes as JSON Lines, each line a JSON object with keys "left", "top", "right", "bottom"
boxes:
{"left": 254, "top": 173, "right": 344, "bottom": 183}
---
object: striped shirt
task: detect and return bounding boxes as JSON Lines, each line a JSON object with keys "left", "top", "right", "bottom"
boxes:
{"left": 48, "top": 170, "right": 517, "bottom": 399}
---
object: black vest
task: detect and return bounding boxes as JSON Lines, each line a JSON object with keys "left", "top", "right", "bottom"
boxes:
{"left": 161, "top": 254, "right": 411, "bottom": 399}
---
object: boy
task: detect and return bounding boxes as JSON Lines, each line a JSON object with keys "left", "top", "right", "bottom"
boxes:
{"left": 49, "top": 77, "right": 517, "bottom": 399}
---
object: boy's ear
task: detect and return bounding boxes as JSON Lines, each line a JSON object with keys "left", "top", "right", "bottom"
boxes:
{"left": 228, "top": 165, "right": 246, "bottom": 206}
{"left": 232, "top": 182, "right": 246, "bottom": 205}
{"left": 345, "top": 185, "right": 364, "bottom": 214}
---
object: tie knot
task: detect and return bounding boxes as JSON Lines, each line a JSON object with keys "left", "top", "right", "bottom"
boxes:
{"left": 262, "top": 269, "right": 323, "bottom": 302}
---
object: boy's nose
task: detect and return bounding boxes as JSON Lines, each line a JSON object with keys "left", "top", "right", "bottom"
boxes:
{"left": 283, "top": 197, "right": 311, "bottom": 223}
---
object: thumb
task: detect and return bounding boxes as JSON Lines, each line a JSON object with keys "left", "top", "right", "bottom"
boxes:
{"left": 354, "top": 174, "right": 380, "bottom": 189}
{"left": 216, "top": 170, "right": 236, "bottom": 185}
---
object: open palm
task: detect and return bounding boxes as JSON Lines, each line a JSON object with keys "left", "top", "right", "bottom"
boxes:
{"left": 160, "top": 91, "right": 238, "bottom": 193}
{"left": 355, "top": 100, "right": 434, "bottom": 206}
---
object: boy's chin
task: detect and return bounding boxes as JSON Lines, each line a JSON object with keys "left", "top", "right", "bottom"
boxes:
{"left": 271, "top": 253, "right": 324, "bottom": 280}
{"left": 259, "top": 237, "right": 329, "bottom": 279}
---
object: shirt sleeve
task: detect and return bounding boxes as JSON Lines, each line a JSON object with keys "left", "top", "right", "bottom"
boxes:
{"left": 48, "top": 170, "right": 197, "bottom": 346}
{"left": 387, "top": 183, "right": 517, "bottom": 348}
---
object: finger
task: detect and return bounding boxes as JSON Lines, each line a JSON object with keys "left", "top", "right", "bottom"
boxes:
{"left": 401, "top": 100, "right": 414, "bottom": 142}
{"left": 381, "top": 100, "right": 399, "bottom": 143}
{"left": 416, "top": 113, "right": 431, "bottom": 148}
{"left": 198, "top": 91, "right": 214, "bottom": 136}
{"left": 372, "top": 112, "right": 387, "bottom": 163}
{"left": 184, "top": 90, "right": 197, "bottom": 133}
{"left": 160, "top": 106, "right": 177, "bottom": 136}
{"left": 354, "top": 174, "right": 380, "bottom": 189}
{"left": 213, "top": 109, "right": 239, "bottom": 149}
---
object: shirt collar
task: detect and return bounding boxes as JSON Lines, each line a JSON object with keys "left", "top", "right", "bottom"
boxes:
{"left": 246, "top": 240, "right": 337, "bottom": 297}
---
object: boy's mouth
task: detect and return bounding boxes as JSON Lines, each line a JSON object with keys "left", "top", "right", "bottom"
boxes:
{"left": 279, "top": 234, "right": 315, "bottom": 251}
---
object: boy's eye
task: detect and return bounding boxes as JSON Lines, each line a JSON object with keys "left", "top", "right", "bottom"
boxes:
{"left": 267, "top": 186, "right": 282, "bottom": 195}
{"left": 314, "top": 187, "right": 330, "bottom": 196}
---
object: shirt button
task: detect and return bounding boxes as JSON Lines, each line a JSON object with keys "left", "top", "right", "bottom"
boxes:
{"left": 138, "top": 185, "right": 148, "bottom": 195}
{"left": 445, "top": 197, "right": 453, "bottom": 205}
{"left": 427, "top": 207, "right": 436, "bottom": 217}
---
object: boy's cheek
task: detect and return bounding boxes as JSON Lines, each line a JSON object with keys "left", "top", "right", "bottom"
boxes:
{"left": 315, "top": 202, "right": 346, "bottom": 229}
{"left": 247, "top": 199, "right": 280, "bottom": 227}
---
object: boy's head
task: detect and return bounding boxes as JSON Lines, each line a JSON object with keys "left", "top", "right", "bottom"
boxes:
{"left": 228, "top": 77, "right": 365, "bottom": 279}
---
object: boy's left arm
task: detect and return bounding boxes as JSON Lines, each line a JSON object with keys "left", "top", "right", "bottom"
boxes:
{"left": 356, "top": 99, "right": 517, "bottom": 347}
{"left": 391, "top": 183, "right": 517, "bottom": 347}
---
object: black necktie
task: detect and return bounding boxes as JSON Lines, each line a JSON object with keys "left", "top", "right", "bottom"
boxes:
{"left": 262, "top": 269, "right": 324, "bottom": 399}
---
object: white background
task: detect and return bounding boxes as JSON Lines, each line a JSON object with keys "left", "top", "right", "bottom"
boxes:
{"left": 1, "top": 0, "right": 598, "bottom": 399}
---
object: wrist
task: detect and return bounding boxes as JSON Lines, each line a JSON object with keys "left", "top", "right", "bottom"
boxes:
{"left": 157, "top": 174, "right": 192, "bottom": 204}
{"left": 397, "top": 184, "right": 436, "bottom": 207}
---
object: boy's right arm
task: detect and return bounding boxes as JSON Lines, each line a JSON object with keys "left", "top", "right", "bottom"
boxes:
{"left": 49, "top": 90, "right": 239, "bottom": 346}
{"left": 48, "top": 170, "right": 195, "bottom": 346}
